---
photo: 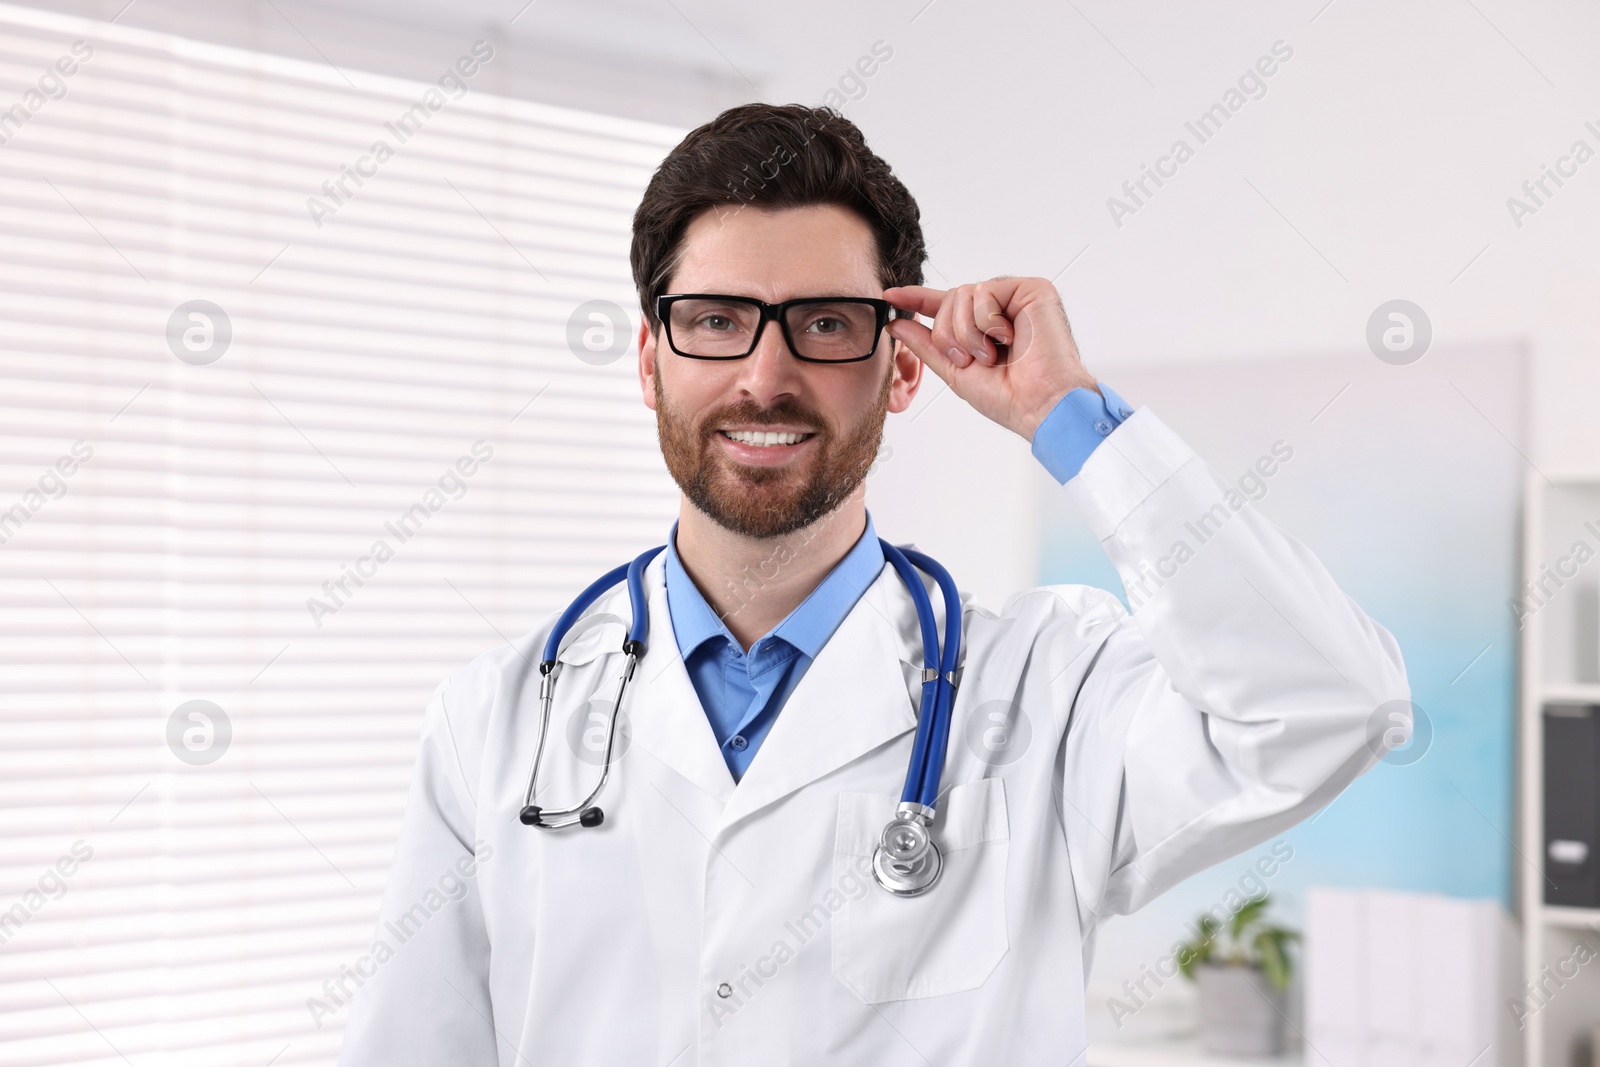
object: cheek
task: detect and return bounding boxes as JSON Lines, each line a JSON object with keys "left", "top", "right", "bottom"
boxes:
{"left": 659, "top": 368, "right": 724, "bottom": 424}
{"left": 817, "top": 380, "right": 878, "bottom": 435}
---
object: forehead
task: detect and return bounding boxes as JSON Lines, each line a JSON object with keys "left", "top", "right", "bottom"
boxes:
{"left": 667, "top": 203, "right": 881, "bottom": 299}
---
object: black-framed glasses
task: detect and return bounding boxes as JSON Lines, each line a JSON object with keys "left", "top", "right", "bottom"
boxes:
{"left": 656, "top": 293, "right": 902, "bottom": 363}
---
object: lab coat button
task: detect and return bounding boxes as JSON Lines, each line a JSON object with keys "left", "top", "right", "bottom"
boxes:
{"left": 729, "top": 735, "right": 748, "bottom": 751}
{"left": 716, "top": 982, "right": 733, "bottom": 998}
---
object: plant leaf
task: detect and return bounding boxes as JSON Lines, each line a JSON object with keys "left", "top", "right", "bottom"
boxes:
{"left": 1254, "top": 928, "right": 1292, "bottom": 990}
{"left": 1229, "top": 895, "right": 1270, "bottom": 940}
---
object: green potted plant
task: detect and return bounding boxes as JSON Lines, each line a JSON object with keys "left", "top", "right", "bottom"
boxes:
{"left": 1176, "top": 894, "right": 1299, "bottom": 1055}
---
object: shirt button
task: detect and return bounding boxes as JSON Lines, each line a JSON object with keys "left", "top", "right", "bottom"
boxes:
{"left": 717, "top": 982, "right": 733, "bottom": 998}
{"left": 729, "top": 735, "right": 748, "bottom": 751}
{"left": 1094, "top": 419, "right": 1113, "bottom": 435}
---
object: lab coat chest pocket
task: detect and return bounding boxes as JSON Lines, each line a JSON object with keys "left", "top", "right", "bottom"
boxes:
{"left": 831, "top": 777, "right": 1010, "bottom": 1004}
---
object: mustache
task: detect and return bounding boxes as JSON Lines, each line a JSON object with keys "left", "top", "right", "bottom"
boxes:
{"left": 702, "top": 405, "right": 823, "bottom": 434}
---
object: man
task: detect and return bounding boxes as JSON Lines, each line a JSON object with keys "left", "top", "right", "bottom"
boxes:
{"left": 338, "top": 103, "right": 1408, "bottom": 1065}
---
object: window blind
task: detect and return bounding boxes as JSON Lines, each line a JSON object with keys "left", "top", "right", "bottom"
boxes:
{"left": 0, "top": 4, "right": 683, "bottom": 1063}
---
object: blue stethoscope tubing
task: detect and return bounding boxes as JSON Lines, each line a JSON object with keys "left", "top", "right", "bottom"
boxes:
{"left": 879, "top": 542, "right": 961, "bottom": 810}
{"left": 520, "top": 538, "right": 962, "bottom": 895}
{"left": 541, "top": 545, "right": 665, "bottom": 663}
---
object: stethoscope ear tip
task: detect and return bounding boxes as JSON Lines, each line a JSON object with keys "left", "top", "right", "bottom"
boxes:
{"left": 520, "top": 804, "right": 604, "bottom": 828}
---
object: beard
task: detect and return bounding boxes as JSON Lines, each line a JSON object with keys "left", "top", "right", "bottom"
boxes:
{"left": 653, "top": 362, "right": 891, "bottom": 540}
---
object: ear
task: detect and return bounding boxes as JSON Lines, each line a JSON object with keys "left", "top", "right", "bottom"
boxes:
{"left": 885, "top": 335, "right": 922, "bottom": 415}
{"left": 638, "top": 318, "right": 658, "bottom": 412}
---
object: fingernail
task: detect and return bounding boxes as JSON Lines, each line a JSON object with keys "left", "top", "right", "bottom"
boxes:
{"left": 947, "top": 346, "right": 964, "bottom": 364}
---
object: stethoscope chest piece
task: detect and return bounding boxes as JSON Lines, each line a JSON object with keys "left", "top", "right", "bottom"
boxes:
{"left": 871, "top": 806, "right": 943, "bottom": 897}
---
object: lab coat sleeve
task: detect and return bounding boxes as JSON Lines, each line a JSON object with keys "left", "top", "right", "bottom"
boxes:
{"left": 1050, "top": 407, "right": 1410, "bottom": 926}
{"left": 336, "top": 677, "right": 499, "bottom": 1066}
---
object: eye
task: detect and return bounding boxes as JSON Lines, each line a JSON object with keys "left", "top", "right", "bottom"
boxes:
{"left": 804, "top": 316, "right": 845, "bottom": 335}
{"left": 697, "top": 314, "right": 734, "bottom": 331}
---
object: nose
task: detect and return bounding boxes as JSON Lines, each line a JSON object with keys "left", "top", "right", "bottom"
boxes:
{"left": 733, "top": 315, "right": 806, "bottom": 406}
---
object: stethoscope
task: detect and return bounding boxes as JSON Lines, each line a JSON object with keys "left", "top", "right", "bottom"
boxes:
{"left": 518, "top": 539, "right": 962, "bottom": 897}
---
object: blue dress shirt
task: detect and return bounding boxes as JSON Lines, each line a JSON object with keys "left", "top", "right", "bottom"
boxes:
{"left": 1030, "top": 381, "right": 1135, "bottom": 484}
{"left": 663, "top": 512, "right": 887, "bottom": 781}
{"left": 664, "top": 382, "right": 1132, "bottom": 780}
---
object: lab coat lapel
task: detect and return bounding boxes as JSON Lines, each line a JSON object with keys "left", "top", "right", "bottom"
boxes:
{"left": 715, "top": 562, "right": 928, "bottom": 834}
{"left": 623, "top": 555, "right": 738, "bottom": 806}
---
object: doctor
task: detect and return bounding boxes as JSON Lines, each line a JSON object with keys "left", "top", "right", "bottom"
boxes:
{"left": 337, "top": 103, "right": 1409, "bottom": 1065}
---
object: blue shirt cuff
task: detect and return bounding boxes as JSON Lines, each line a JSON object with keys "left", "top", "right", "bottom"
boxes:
{"left": 1029, "top": 381, "right": 1134, "bottom": 484}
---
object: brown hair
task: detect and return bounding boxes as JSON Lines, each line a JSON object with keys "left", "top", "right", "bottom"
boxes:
{"left": 629, "top": 103, "right": 926, "bottom": 331}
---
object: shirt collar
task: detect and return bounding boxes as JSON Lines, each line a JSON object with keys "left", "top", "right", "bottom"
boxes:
{"left": 663, "top": 510, "right": 886, "bottom": 661}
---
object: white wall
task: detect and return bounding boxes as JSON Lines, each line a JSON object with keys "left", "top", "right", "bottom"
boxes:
{"left": 40, "top": 0, "right": 763, "bottom": 128}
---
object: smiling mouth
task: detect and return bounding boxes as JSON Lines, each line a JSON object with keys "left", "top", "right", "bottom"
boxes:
{"left": 717, "top": 429, "right": 817, "bottom": 447}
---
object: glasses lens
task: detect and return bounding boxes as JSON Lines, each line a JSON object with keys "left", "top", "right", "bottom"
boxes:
{"left": 667, "top": 298, "right": 760, "bottom": 358}
{"left": 785, "top": 300, "right": 880, "bottom": 361}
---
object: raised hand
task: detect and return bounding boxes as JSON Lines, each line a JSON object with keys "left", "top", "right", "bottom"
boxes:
{"left": 884, "top": 277, "right": 1098, "bottom": 441}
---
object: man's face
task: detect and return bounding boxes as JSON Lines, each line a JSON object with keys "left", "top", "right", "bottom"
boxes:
{"left": 638, "top": 204, "right": 920, "bottom": 540}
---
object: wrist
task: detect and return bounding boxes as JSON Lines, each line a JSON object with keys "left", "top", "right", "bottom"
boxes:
{"left": 1020, "top": 379, "right": 1098, "bottom": 441}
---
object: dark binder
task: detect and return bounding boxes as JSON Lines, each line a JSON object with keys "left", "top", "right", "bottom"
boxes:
{"left": 1545, "top": 703, "right": 1600, "bottom": 906}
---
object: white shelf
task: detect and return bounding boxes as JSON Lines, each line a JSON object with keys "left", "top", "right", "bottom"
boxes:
{"left": 1086, "top": 1040, "right": 1301, "bottom": 1067}
{"left": 1541, "top": 684, "right": 1600, "bottom": 705}
{"left": 1542, "top": 905, "right": 1600, "bottom": 929}
{"left": 1519, "top": 472, "right": 1600, "bottom": 1067}
{"left": 1536, "top": 470, "right": 1600, "bottom": 487}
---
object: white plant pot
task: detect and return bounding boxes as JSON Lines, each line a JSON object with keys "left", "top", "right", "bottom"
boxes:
{"left": 1195, "top": 963, "right": 1285, "bottom": 1056}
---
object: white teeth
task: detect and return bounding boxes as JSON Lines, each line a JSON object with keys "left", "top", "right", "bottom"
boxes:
{"left": 723, "top": 430, "right": 808, "bottom": 446}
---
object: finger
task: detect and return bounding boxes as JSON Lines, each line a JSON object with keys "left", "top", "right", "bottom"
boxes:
{"left": 952, "top": 286, "right": 996, "bottom": 366}
{"left": 980, "top": 275, "right": 1030, "bottom": 318}
{"left": 930, "top": 285, "right": 974, "bottom": 369}
{"left": 885, "top": 316, "right": 961, "bottom": 384}
{"left": 972, "top": 281, "right": 1012, "bottom": 346}
{"left": 882, "top": 284, "right": 946, "bottom": 320}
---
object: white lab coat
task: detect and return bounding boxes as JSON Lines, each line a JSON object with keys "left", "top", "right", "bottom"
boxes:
{"left": 336, "top": 408, "right": 1409, "bottom": 1066}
